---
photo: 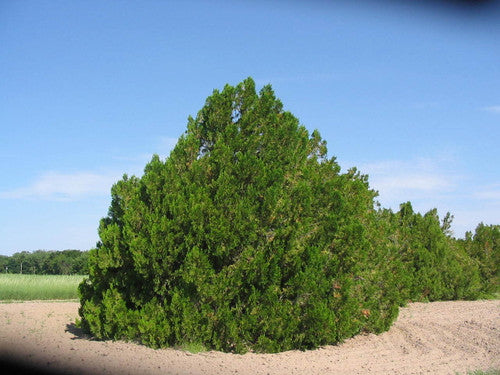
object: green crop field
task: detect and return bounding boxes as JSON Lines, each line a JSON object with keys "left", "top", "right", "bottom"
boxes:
{"left": 0, "top": 274, "right": 85, "bottom": 301}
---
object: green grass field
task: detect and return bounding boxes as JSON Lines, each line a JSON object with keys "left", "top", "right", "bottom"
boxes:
{"left": 0, "top": 274, "right": 85, "bottom": 301}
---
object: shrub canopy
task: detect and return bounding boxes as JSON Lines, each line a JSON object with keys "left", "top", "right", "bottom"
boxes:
{"left": 79, "top": 78, "right": 401, "bottom": 352}
{"left": 78, "top": 77, "right": 496, "bottom": 353}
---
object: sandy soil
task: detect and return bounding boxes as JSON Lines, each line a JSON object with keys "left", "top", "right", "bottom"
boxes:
{"left": 0, "top": 300, "right": 498, "bottom": 375}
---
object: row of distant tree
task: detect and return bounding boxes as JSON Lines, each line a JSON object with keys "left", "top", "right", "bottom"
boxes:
{"left": 0, "top": 249, "right": 89, "bottom": 275}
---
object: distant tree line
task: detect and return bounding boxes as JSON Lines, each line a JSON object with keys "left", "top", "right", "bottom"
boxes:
{"left": 0, "top": 250, "right": 89, "bottom": 275}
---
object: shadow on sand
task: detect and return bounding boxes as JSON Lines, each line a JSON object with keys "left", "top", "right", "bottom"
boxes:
{"left": 65, "top": 322, "right": 96, "bottom": 341}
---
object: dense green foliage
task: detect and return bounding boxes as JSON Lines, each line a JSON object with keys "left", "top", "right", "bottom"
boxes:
{"left": 78, "top": 78, "right": 499, "bottom": 353}
{"left": 0, "top": 274, "right": 84, "bottom": 300}
{"left": 458, "top": 223, "right": 499, "bottom": 295}
{"left": 0, "top": 250, "right": 89, "bottom": 275}
{"left": 378, "top": 203, "right": 486, "bottom": 302}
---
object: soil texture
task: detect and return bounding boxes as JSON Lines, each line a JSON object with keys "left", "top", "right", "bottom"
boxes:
{"left": 0, "top": 299, "right": 499, "bottom": 375}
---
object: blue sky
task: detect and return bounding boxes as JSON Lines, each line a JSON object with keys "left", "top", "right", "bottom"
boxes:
{"left": 1, "top": 0, "right": 499, "bottom": 255}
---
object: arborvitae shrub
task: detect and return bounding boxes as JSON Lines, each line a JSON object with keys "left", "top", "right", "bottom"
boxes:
{"left": 461, "top": 223, "right": 500, "bottom": 295}
{"left": 78, "top": 78, "right": 402, "bottom": 353}
{"left": 386, "top": 203, "right": 484, "bottom": 302}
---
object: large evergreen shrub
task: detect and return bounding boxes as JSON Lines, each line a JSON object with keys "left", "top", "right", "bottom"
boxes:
{"left": 384, "top": 203, "right": 483, "bottom": 302}
{"left": 78, "top": 78, "right": 401, "bottom": 353}
{"left": 461, "top": 223, "right": 499, "bottom": 295}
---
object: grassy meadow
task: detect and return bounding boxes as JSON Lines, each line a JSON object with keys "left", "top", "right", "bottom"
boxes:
{"left": 0, "top": 274, "right": 85, "bottom": 301}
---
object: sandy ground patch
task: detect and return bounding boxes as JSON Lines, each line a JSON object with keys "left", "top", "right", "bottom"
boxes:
{"left": 0, "top": 299, "right": 499, "bottom": 375}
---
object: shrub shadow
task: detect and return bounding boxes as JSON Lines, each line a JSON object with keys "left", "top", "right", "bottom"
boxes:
{"left": 65, "top": 323, "right": 96, "bottom": 341}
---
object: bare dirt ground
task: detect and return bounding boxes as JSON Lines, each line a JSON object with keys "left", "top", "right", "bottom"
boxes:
{"left": 0, "top": 300, "right": 498, "bottom": 375}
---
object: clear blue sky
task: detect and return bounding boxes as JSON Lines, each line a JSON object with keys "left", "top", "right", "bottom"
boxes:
{"left": 1, "top": 0, "right": 499, "bottom": 255}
